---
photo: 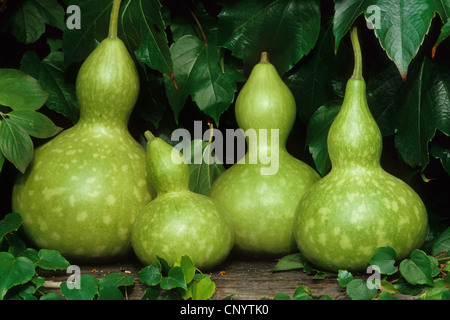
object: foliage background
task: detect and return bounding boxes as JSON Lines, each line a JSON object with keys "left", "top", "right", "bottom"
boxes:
{"left": 0, "top": 0, "right": 449, "bottom": 247}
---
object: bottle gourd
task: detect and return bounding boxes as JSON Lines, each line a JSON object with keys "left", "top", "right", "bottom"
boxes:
{"left": 209, "top": 52, "right": 320, "bottom": 256}
{"left": 293, "top": 27, "right": 428, "bottom": 272}
{"left": 132, "top": 132, "right": 234, "bottom": 270}
{"left": 11, "top": 0, "right": 153, "bottom": 261}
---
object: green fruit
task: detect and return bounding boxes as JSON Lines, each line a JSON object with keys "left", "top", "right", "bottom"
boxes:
{"left": 132, "top": 132, "right": 234, "bottom": 270}
{"left": 11, "top": 0, "right": 153, "bottom": 262}
{"left": 293, "top": 27, "right": 428, "bottom": 272}
{"left": 209, "top": 52, "right": 320, "bottom": 256}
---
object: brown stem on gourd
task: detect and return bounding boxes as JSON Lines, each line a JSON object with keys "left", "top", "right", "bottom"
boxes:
{"left": 260, "top": 52, "right": 270, "bottom": 64}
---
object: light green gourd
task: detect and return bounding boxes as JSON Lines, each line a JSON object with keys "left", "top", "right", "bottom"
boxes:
{"left": 11, "top": 0, "right": 153, "bottom": 262}
{"left": 293, "top": 27, "right": 428, "bottom": 272}
{"left": 209, "top": 52, "right": 320, "bottom": 256}
{"left": 132, "top": 132, "right": 234, "bottom": 270}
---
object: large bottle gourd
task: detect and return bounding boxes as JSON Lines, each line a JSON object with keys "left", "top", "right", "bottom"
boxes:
{"left": 209, "top": 52, "right": 320, "bottom": 256}
{"left": 293, "top": 27, "right": 428, "bottom": 272}
{"left": 132, "top": 132, "right": 234, "bottom": 270}
{"left": 11, "top": 0, "right": 153, "bottom": 262}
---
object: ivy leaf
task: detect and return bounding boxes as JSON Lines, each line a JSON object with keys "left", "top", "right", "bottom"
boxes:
{"left": 0, "top": 69, "right": 48, "bottom": 111}
{"left": 432, "top": 226, "right": 450, "bottom": 256}
{"left": 0, "top": 252, "right": 36, "bottom": 300}
{"left": 0, "top": 116, "right": 34, "bottom": 173}
{"left": 97, "top": 285, "right": 124, "bottom": 300}
{"left": 160, "top": 266, "right": 187, "bottom": 291}
{"left": 394, "top": 56, "right": 450, "bottom": 169}
{"left": 399, "top": 249, "right": 434, "bottom": 286}
{"left": 0, "top": 213, "right": 23, "bottom": 242}
{"left": 305, "top": 101, "right": 341, "bottom": 176}
{"left": 368, "top": 246, "right": 398, "bottom": 275}
{"left": 285, "top": 22, "right": 343, "bottom": 123}
{"left": 346, "top": 279, "right": 378, "bottom": 300}
{"left": 337, "top": 270, "right": 354, "bottom": 287}
{"left": 99, "top": 272, "right": 134, "bottom": 289}
{"left": 218, "top": 0, "right": 321, "bottom": 74}
{"left": 163, "top": 34, "right": 243, "bottom": 124}
{"left": 60, "top": 274, "right": 99, "bottom": 300}
{"left": 63, "top": 0, "right": 112, "bottom": 66}
{"left": 138, "top": 262, "right": 162, "bottom": 287}
{"left": 35, "top": 249, "right": 70, "bottom": 271}
{"left": 20, "top": 50, "right": 79, "bottom": 123}
{"left": 7, "top": 110, "right": 62, "bottom": 139}
{"left": 187, "top": 139, "right": 225, "bottom": 196}
{"left": 270, "top": 253, "right": 306, "bottom": 272}
{"left": 121, "top": 0, "right": 172, "bottom": 75}
{"left": 8, "top": 0, "right": 65, "bottom": 44}
{"left": 175, "top": 255, "right": 196, "bottom": 284}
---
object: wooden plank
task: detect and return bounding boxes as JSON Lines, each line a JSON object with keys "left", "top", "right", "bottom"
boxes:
{"left": 38, "top": 255, "right": 350, "bottom": 300}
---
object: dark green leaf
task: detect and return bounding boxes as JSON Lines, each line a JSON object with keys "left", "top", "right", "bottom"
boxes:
{"left": 160, "top": 266, "right": 186, "bottom": 291}
{"left": 6, "top": 234, "right": 26, "bottom": 257}
{"left": 333, "top": 0, "right": 373, "bottom": 52}
{"left": 177, "top": 255, "right": 196, "bottom": 284}
{"left": 0, "top": 116, "right": 34, "bottom": 173}
{"left": 285, "top": 22, "right": 343, "bottom": 123}
{"left": 97, "top": 285, "right": 124, "bottom": 300}
{"left": 434, "top": 19, "right": 450, "bottom": 55}
{"left": 394, "top": 57, "right": 440, "bottom": 169}
{"left": 368, "top": 246, "right": 398, "bottom": 275}
{"left": 9, "top": 0, "right": 65, "bottom": 44}
{"left": 305, "top": 101, "right": 341, "bottom": 176}
{"left": 431, "top": 144, "right": 450, "bottom": 174}
{"left": 0, "top": 69, "right": 48, "bottom": 111}
{"left": 270, "top": 253, "right": 305, "bottom": 272}
{"left": 346, "top": 279, "right": 378, "bottom": 300}
{"left": 60, "top": 274, "right": 99, "bottom": 300}
{"left": 399, "top": 249, "right": 434, "bottom": 286}
{"left": 7, "top": 110, "right": 62, "bottom": 139}
{"left": 99, "top": 272, "right": 134, "bottom": 289}
{"left": 40, "top": 292, "right": 63, "bottom": 300}
{"left": 432, "top": 226, "right": 450, "bottom": 256}
{"left": 420, "top": 279, "right": 450, "bottom": 300}
{"left": 121, "top": 0, "right": 172, "bottom": 75}
{"left": 35, "top": 249, "right": 70, "bottom": 271}
{"left": 218, "top": 0, "right": 321, "bottom": 74}
{"left": 0, "top": 252, "right": 35, "bottom": 300}
{"left": 273, "top": 293, "right": 290, "bottom": 300}
{"left": 138, "top": 263, "right": 162, "bottom": 287}
{"left": 63, "top": 0, "right": 112, "bottom": 66}
{"left": 20, "top": 50, "right": 79, "bottom": 123}
{"left": 188, "top": 139, "right": 225, "bottom": 196}
{"left": 292, "top": 285, "right": 313, "bottom": 300}
{"left": 0, "top": 213, "right": 23, "bottom": 242}
{"left": 163, "top": 34, "right": 242, "bottom": 124}
{"left": 337, "top": 270, "right": 353, "bottom": 287}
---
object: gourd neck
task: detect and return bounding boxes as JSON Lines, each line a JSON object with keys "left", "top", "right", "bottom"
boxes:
{"left": 145, "top": 131, "right": 190, "bottom": 195}
{"left": 235, "top": 52, "right": 295, "bottom": 161}
{"left": 327, "top": 27, "right": 382, "bottom": 169}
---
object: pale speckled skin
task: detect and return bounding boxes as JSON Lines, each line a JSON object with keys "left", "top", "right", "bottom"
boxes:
{"left": 293, "top": 79, "right": 428, "bottom": 272}
{"left": 209, "top": 54, "right": 320, "bottom": 256}
{"left": 132, "top": 136, "right": 234, "bottom": 270}
{"left": 12, "top": 38, "right": 153, "bottom": 262}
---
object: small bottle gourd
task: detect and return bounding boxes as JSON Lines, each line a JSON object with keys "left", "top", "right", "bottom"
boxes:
{"left": 132, "top": 132, "right": 234, "bottom": 270}
{"left": 209, "top": 52, "right": 320, "bottom": 256}
{"left": 293, "top": 27, "right": 428, "bottom": 272}
{"left": 11, "top": 0, "right": 153, "bottom": 262}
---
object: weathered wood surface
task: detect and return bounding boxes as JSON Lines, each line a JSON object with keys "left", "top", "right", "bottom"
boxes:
{"left": 38, "top": 254, "right": 352, "bottom": 300}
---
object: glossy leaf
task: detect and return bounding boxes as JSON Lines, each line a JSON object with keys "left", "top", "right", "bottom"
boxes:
{"left": 368, "top": 246, "right": 398, "bottom": 275}
{"left": 121, "top": 0, "right": 172, "bottom": 75}
{"left": 7, "top": 110, "right": 62, "bottom": 139}
{"left": 0, "top": 117, "right": 34, "bottom": 173}
{"left": 432, "top": 226, "right": 450, "bottom": 256}
{"left": 60, "top": 274, "right": 99, "bottom": 300}
{"left": 8, "top": 0, "right": 65, "bottom": 44}
{"left": 305, "top": 101, "right": 341, "bottom": 176}
{"left": 20, "top": 50, "right": 79, "bottom": 123}
{"left": 346, "top": 279, "right": 378, "bottom": 300}
{"left": 399, "top": 249, "right": 434, "bottom": 286}
{"left": 138, "top": 262, "right": 163, "bottom": 287}
{"left": 0, "top": 213, "right": 23, "bottom": 242}
{"left": 0, "top": 252, "right": 35, "bottom": 300}
{"left": 0, "top": 69, "right": 48, "bottom": 111}
{"left": 35, "top": 249, "right": 70, "bottom": 271}
{"left": 218, "top": 0, "right": 320, "bottom": 74}
{"left": 163, "top": 34, "right": 242, "bottom": 124}
{"left": 160, "top": 266, "right": 186, "bottom": 291}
